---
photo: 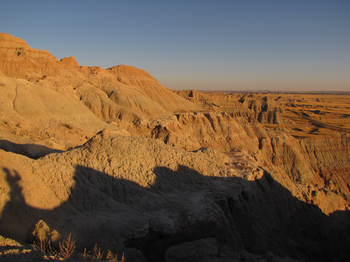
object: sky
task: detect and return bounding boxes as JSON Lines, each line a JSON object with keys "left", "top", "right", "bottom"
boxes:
{"left": 1, "top": 0, "right": 349, "bottom": 91}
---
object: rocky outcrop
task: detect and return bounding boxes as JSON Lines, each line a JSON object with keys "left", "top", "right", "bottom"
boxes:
{"left": 176, "top": 90, "right": 293, "bottom": 125}
{"left": 0, "top": 33, "right": 61, "bottom": 80}
{"left": 0, "top": 75, "right": 116, "bottom": 151}
{"left": 257, "top": 131, "right": 350, "bottom": 214}
{"left": 124, "top": 111, "right": 350, "bottom": 216}
{"left": 0, "top": 33, "right": 53, "bottom": 59}
{"left": 0, "top": 134, "right": 349, "bottom": 261}
{"left": 1, "top": 33, "right": 350, "bottom": 262}
{"left": 0, "top": 33, "right": 201, "bottom": 152}
{"left": 60, "top": 56, "right": 79, "bottom": 68}
{"left": 126, "top": 112, "right": 260, "bottom": 152}
{"left": 0, "top": 33, "right": 200, "bottom": 123}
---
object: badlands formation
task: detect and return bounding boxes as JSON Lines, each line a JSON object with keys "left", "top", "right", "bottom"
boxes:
{"left": 0, "top": 33, "right": 350, "bottom": 262}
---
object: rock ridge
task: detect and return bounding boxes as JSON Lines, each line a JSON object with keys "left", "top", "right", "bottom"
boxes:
{"left": 1, "top": 33, "right": 350, "bottom": 261}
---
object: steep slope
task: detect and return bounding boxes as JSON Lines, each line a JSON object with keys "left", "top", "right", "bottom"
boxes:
{"left": 0, "top": 33, "right": 61, "bottom": 80}
{"left": 0, "top": 33, "right": 201, "bottom": 152}
{"left": 1, "top": 33, "right": 350, "bottom": 261}
{"left": 0, "top": 75, "right": 123, "bottom": 155}
{"left": 125, "top": 110, "right": 350, "bottom": 215}
{"left": 176, "top": 90, "right": 291, "bottom": 124}
{"left": 0, "top": 33, "right": 200, "bottom": 122}
{"left": 107, "top": 65, "right": 197, "bottom": 113}
{"left": 0, "top": 134, "right": 349, "bottom": 261}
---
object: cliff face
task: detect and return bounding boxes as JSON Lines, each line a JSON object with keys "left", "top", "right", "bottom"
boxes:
{"left": 257, "top": 132, "right": 350, "bottom": 214}
{"left": 0, "top": 33, "right": 63, "bottom": 80}
{"left": 124, "top": 110, "right": 350, "bottom": 215}
{"left": 176, "top": 90, "right": 292, "bottom": 125}
{"left": 1, "top": 33, "right": 350, "bottom": 261}
{"left": 173, "top": 90, "right": 350, "bottom": 215}
{"left": 1, "top": 135, "right": 349, "bottom": 261}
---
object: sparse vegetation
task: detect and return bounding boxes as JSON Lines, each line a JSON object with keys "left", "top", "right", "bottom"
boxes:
{"left": 59, "top": 233, "right": 76, "bottom": 259}
{"left": 31, "top": 234, "right": 126, "bottom": 261}
{"left": 106, "top": 250, "right": 125, "bottom": 261}
{"left": 32, "top": 238, "right": 51, "bottom": 254}
{"left": 32, "top": 234, "right": 75, "bottom": 259}
{"left": 106, "top": 250, "right": 117, "bottom": 261}
{"left": 92, "top": 243, "right": 104, "bottom": 260}
{"left": 82, "top": 248, "right": 89, "bottom": 260}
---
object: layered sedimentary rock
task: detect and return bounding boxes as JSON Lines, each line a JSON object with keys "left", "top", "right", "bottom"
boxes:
{"left": 0, "top": 33, "right": 200, "bottom": 123}
{"left": 1, "top": 134, "right": 349, "bottom": 261}
{"left": 1, "top": 33, "right": 350, "bottom": 261}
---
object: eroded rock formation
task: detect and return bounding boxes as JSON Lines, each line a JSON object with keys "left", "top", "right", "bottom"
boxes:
{"left": 1, "top": 33, "right": 350, "bottom": 261}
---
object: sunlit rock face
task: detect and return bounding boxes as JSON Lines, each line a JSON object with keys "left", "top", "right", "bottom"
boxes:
{"left": 1, "top": 33, "right": 350, "bottom": 262}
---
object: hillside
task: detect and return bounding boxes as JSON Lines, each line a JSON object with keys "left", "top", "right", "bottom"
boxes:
{"left": 1, "top": 33, "right": 350, "bottom": 262}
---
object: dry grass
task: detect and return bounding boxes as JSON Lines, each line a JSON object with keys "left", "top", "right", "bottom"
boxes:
{"left": 91, "top": 243, "right": 104, "bottom": 260}
{"left": 31, "top": 238, "right": 48, "bottom": 253}
{"left": 106, "top": 250, "right": 125, "bottom": 261}
{"left": 82, "top": 248, "right": 89, "bottom": 260}
{"left": 32, "top": 234, "right": 76, "bottom": 260}
{"left": 59, "top": 233, "right": 76, "bottom": 259}
{"left": 80, "top": 243, "right": 125, "bottom": 261}
{"left": 31, "top": 234, "right": 126, "bottom": 261}
{"left": 106, "top": 250, "right": 118, "bottom": 261}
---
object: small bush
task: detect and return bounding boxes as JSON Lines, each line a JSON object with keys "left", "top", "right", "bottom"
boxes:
{"left": 105, "top": 250, "right": 125, "bottom": 261}
{"left": 33, "top": 231, "right": 126, "bottom": 261}
{"left": 92, "top": 243, "right": 103, "bottom": 260}
{"left": 106, "top": 250, "right": 118, "bottom": 261}
{"left": 32, "top": 238, "right": 59, "bottom": 259}
{"left": 32, "top": 238, "right": 49, "bottom": 253}
{"left": 59, "top": 233, "right": 76, "bottom": 259}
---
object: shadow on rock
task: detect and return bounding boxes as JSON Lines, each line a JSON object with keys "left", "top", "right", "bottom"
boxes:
{"left": 0, "top": 140, "right": 62, "bottom": 159}
{"left": 1, "top": 164, "right": 350, "bottom": 262}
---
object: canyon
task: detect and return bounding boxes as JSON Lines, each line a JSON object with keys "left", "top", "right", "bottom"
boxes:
{"left": 0, "top": 33, "right": 350, "bottom": 262}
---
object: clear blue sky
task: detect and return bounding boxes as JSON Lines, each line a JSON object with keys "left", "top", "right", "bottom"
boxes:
{"left": 1, "top": 0, "right": 349, "bottom": 91}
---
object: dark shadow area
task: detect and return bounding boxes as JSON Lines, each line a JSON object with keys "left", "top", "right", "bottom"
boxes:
{"left": 1, "top": 164, "right": 350, "bottom": 262}
{"left": 292, "top": 128, "right": 304, "bottom": 132}
{"left": 0, "top": 139, "right": 63, "bottom": 159}
{"left": 308, "top": 127, "right": 320, "bottom": 134}
{"left": 311, "top": 110, "right": 325, "bottom": 115}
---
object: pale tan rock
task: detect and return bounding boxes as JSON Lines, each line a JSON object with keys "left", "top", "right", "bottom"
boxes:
{"left": 1, "top": 33, "right": 350, "bottom": 262}
{"left": 0, "top": 75, "right": 115, "bottom": 151}
{"left": 60, "top": 56, "right": 79, "bottom": 68}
